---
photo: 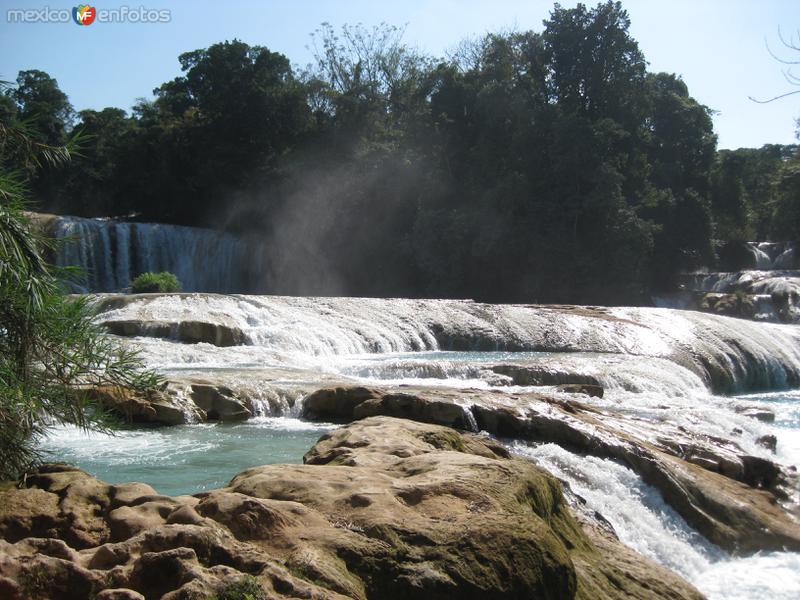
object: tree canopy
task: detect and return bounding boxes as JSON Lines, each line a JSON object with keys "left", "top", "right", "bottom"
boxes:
{"left": 5, "top": 1, "right": 798, "bottom": 304}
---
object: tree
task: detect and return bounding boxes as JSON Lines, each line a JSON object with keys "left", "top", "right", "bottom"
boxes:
{"left": 0, "top": 114, "right": 158, "bottom": 480}
{"left": 543, "top": 1, "right": 646, "bottom": 124}
{"left": 139, "top": 40, "right": 311, "bottom": 225}
{"left": 771, "top": 150, "right": 800, "bottom": 239}
{"left": 307, "top": 23, "right": 434, "bottom": 145}
{"left": 7, "top": 69, "right": 74, "bottom": 146}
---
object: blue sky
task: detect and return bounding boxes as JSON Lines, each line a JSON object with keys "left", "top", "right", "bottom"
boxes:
{"left": 1, "top": 0, "right": 798, "bottom": 149}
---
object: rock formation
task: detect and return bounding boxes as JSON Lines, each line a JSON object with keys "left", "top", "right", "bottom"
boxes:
{"left": 0, "top": 418, "right": 703, "bottom": 600}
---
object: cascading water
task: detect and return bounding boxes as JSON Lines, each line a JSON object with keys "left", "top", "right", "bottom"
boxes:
{"left": 40, "top": 293, "right": 800, "bottom": 600}
{"left": 512, "top": 442, "right": 800, "bottom": 600}
{"left": 98, "top": 294, "right": 800, "bottom": 392}
{"left": 51, "top": 215, "right": 265, "bottom": 293}
{"left": 661, "top": 242, "right": 800, "bottom": 324}
{"left": 749, "top": 244, "right": 773, "bottom": 270}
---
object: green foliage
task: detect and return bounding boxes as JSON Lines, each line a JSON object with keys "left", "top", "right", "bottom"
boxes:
{"left": 771, "top": 150, "right": 800, "bottom": 239}
{"left": 12, "top": 1, "right": 800, "bottom": 303}
{"left": 7, "top": 70, "right": 74, "bottom": 147}
{"left": 210, "top": 576, "right": 267, "bottom": 600}
{"left": 130, "top": 271, "right": 181, "bottom": 293}
{"left": 0, "top": 116, "right": 159, "bottom": 481}
{"left": 707, "top": 144, "right": 798, "bottom": 242}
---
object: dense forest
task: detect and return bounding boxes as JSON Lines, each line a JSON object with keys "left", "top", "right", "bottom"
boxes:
{"left": 1, "top": 1, "right": 798, "bottom": 303}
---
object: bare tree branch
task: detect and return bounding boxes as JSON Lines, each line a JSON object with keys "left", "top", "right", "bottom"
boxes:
{"left": 749, "top": 89, "right": 800, "bottom": 104}
{"left": 752, "top": 29, "right": 800, "bottom": 103}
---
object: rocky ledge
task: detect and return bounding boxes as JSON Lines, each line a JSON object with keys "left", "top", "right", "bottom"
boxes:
{"left": 0, "top": 417, "right": 703, "bottom": 600}
{"left": 303, "top": 385, "right": 800, "bottom": 555}
{"left": 80, "top": 374, "right": 800, "bottom": 557}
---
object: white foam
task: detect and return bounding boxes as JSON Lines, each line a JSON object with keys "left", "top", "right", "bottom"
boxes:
{"left": 511, "top": 442, "right": 800, "bottom": 600}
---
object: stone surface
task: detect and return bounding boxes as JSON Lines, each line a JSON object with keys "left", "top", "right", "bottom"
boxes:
{"left": 555, "top": 383, "right": 604, "bottom": 397}
{"left": 302, "top": 385, "right": 800, "bottom": 554}
{"left": 734, "top": 405, "right": 776, "bottom": 423}
{"left": 101, "top": 317, "right": 244, "bottom": 347}
{"left": 81, "top": 386, "right": 200, "bottom": 425}
{"left": 757, "top": 434, "right": 778, "bottom": 452}
{"left": 0, "top": 418, "right": 703, "bottom": 600}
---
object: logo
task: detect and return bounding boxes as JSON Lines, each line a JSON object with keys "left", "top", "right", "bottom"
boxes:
{"left": 72, "top": 4, "right": 96, "bottom": 25}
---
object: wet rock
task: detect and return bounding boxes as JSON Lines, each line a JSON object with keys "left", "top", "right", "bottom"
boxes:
{"left": 700, "top": 293, "right": 756, "bottom": 320}
{"left": 740, "top": 455, "right": 783, "bottom": 490}
{"left": 91, "top": 292, "right": 800, "bottom": 394}
{"left": 490, "top": 364, "right": 601, "bottom": 387}
{"left": 101, "top": 319, "right": 244, "bottom": 347}
{"left": 188, "top": 383, "right": 251, "bottom": 422}
{"left": 756, "top": 434, "right": 778, "bottom": 452}
{"left": 95, "top": 590, "right": 145, "bottom": 600}
{"left": 734, "top": 406, "right": 776, "bottom": 423}
{"left": 353, "top": 392, "right": 474, "bottom": 429}
{"left": 302, "top": 386, "right": 382, "bottom": 419}
{"left": 81, "top": 385, "right": 199, "bottom": 425}
{"left": 307, "top": 385, "right": 800, "bottom": 554}
{"left": 556, "top": 383, "right": 604, "bottom": 398}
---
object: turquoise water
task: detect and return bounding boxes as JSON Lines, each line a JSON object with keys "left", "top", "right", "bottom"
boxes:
{"left": 40, "top": 417, "right": 333, "bottom": 496}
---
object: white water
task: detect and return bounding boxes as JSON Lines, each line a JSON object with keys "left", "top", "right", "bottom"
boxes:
{"left": 751, "top": 242, "right": 797, "bottom": 270}
{"left": 100, "top": 294, "right": 800, "bottom": 392}
{"left": 513, "top": 442, "right": 800, "bottom": 600}
{"left": 41, "top": 293, "right": 800, "bottom": 599}
{"left": 52, "top": 215, "right": 264, "bottom": 292}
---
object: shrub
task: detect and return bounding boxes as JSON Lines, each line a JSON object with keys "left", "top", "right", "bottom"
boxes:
{"left": 130, "top": 271, "right": 181, "bottom": 293}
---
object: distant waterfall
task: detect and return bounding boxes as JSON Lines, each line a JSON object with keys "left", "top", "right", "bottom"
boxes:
{"left": 747, "top": 242, "right": 796, "bottom": 270}
{"left": 51, "top": 215, "right": 265, "bottom": 293}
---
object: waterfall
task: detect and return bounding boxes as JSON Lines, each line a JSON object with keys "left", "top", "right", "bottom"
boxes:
{"left": 748, "top": 242, "right": 796, "bottom": 271}
{"left": 98, "top": 294, "right": 800, "bottom": 394}
{"left": 749, "top": 244, "right": 773, "bottom": 270}
{"left": 512, "top": 442, "right": 800, "bottom": 600}
{"left": 51, "top": 215, "right": 264, "bottom": 293}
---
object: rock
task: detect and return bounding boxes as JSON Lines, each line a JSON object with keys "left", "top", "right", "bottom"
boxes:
{"left": 700, "top": 293, "right": 756, "bottom": 320}
{"left": 491, "top": 364, "right": 602, "bottom": 387}
{"left": 176, "top": 320, "right": 245, "bottom": 347}
{"left": 81, "top": 386, "right": 200, "bottom": 425}
{"left": 756, "top": 434, "right": 778, "bottom": 452}
{"left": 90, "top": 292, "right": 800, "bottom": 394}
{"left": 304, "top": 385, "right": 800, "bottom": 554}
{"left": 127, "top": 547, "right": 202, "bottom": 599}
{"left": 188, "top": 383, "right": 251, "bottom": 422}
{"left": 101, "top": 319, "right": 244, "bottom": 347}
{"left": 734, "top": 406, "right": 776, "bottom": 423}
{"left": 95, "top": 590, "right": 145, "bottom": 600}
{"left": 353, "top": 393, "right": 475, "bottom": 429}
{"left": 108, "top": 501, "right": 176, "bottom": 541}
{"left": 0, "top": 419, "right": 703, "bottom": 600}
{"left": 740, "top": 455, "right": 783, "bottom": 489}
{"left": 303, "top": 387, "right": 478, "bottom": 430}
{"left": 556, "top": 383, "right": 604, "bottom": 398}
{"left": 302, "top": 386, "right": 381, "bottom": 419}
